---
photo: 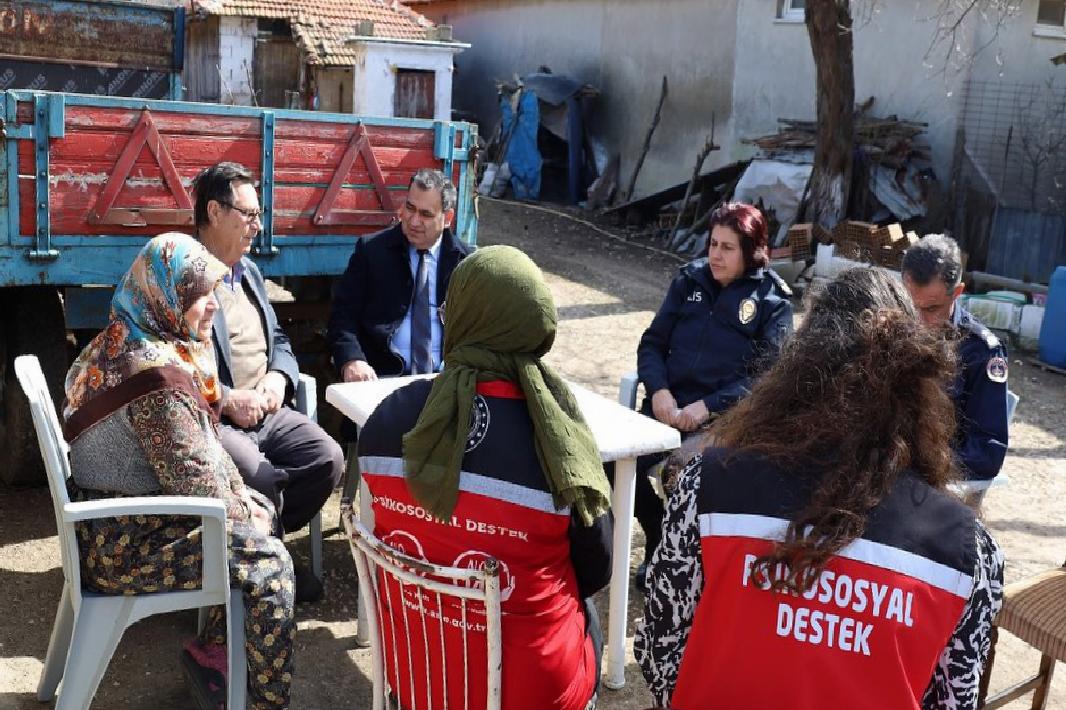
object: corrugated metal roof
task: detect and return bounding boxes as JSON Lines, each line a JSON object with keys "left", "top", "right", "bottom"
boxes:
{"left": 192, "top": 0, "right": 435, "bottom": 64}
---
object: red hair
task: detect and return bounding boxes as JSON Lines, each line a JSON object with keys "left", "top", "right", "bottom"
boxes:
{"left": 709, "top": 202, "right": 769, "bottom": 271}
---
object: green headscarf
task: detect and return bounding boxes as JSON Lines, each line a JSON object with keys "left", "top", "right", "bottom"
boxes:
{"left": 402, "top": 245, "right": 611, "bottom": 525}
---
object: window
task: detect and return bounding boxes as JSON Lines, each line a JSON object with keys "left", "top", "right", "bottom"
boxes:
{"left": 1038, "top": 0, "right": 1066, "bottom": 28}
{"left": 780, "top": 0, "right": 806, "bottom": 22}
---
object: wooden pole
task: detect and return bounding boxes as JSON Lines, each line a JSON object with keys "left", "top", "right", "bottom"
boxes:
{"left": 688, "top": 173, "right": 740, "bottom": 236}
{"left": 623, "top": 75, "right": 668, "bottom": 203}
{"left": 671, "top": 115, "right": 719, "bottom": 246}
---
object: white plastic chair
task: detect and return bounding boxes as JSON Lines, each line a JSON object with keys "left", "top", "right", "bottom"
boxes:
{"left": 341, "top": 502, "right": 503, "bottom": 710}
{"left": 295, "top": 372, "right": 324, "bottom": 580}
{"left": 618, "top": 371, "right": 640, "bottom": 410}
{"left": 15, "top": 355, "right": 246, "bottom": 710}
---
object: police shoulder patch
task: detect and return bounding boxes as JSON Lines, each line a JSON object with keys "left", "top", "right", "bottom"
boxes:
{"left": 960, "top": 317, "right": 1000, "bottom": 350}
{"left": 986, "top": 355, "right": 1008, "bottom": 383}
{"left": 978, "top": 326, "right": 1000, "bottom": 350}
{"left": 767, "top": 269, "right": 793, "bottom": 297}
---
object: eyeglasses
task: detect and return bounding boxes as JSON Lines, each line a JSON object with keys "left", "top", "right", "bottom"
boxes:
{"left": 219, "top": 201, "right": 262, "bottom": 223}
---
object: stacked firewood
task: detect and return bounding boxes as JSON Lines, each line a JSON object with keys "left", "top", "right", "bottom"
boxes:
{"left": 747, "top": 117, "right": 930, "bottom": 169}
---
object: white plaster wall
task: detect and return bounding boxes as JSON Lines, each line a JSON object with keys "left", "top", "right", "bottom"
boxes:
{"left": 350, "top": 42, "right": 458, "bottom": 120}
{"left": 415, "top": 0, "right": 739, "bottom": 199}
{"left": 218, "top": 16, "right": 256, "bottom": 105}
{"left": 733, "top": 0, "right": 984, "bottom": 183}
{"left": 970, "top": 1, "right": 1066, "bottom": 86}
{"left": 964, "top": 1, "right": 1066, "bottom": 208}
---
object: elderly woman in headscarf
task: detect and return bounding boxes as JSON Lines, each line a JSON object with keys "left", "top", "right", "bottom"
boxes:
{"left": 63, "top": 233, "right": 295, "bottom": 709}
{"left": 356, "top": 245, "right": 613, "bottom": 710}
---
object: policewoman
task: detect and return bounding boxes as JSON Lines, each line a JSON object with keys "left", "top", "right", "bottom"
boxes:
{"left": 636, "top": 268, "right": 1003, "bottom": 710}
{"left": 631, "top": 202, "right": 793, "bottom": 583}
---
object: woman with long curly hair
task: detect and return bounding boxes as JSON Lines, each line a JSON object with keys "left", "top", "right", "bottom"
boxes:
{"left": 635, "top": 267, "right": 1003, "bottom": 710}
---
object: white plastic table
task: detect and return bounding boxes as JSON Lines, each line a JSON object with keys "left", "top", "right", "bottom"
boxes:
{"left": 326, "top": 375, "right": 680, "bottom": 690}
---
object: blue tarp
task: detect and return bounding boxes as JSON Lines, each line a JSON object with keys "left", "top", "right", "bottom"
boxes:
{"left": 501, "top": 90, "right": 541, "bottom": 200}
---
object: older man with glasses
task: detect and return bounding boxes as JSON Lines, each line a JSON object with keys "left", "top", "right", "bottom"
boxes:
{"left": 192, "top": 162, "right": 344, "bottom": 603}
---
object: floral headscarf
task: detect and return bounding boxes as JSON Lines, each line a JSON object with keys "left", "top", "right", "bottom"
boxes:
{"left": 64, "top": 233, "right": 228, "bottom": 427}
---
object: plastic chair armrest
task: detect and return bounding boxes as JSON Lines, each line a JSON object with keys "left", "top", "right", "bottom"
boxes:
{"left": 63, "top": 496, "right": 229, "bottom": 592}
{"left": 619, "top": 371, "right": 639, "bottom": 409}
{"left": 63, "top": 496, "right": 227, "bottom": 522}
{"left": 951, "top": 476, "right": 1008, "bottom": 495}
{"left": 296, "top": 373, "right": 317, "bottom": 421}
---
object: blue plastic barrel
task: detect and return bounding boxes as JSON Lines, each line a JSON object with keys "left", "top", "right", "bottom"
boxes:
{"left": 1039, "top": 266, "right": 1066, "bottom": 368}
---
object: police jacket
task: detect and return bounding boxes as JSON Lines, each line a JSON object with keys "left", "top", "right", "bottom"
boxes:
{"left": 635, "top": 449, "right": 1004, "bottom": 710}
{"left": 358, "top": 379, "right": 612, "bottom": 710}
{"left": 637, "top": 259, "right": 793, "bottom": 413}
{"left": 327, "top": 224, "right": 471, "bottom": 377}
{"left": 953, "top": 307, "right": 1009, "bottom": 481}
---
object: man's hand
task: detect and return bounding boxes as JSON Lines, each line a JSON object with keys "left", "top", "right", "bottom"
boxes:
{"left": 676, "top": 400, "right": 710, "bottom": 433}
{"left": 650, "top": 389, "right": 681, "bottom": 428}
{"left": 341, "top": 359, "right": 377, "bottom": 382}
{"left": 255, "top": 371, "right": 287, "bottom": 414}
{"left": 223, "top": 389, "right": 266, "bottom": 428}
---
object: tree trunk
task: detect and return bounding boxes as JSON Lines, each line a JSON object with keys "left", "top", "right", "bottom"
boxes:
{"left": 805, "top": 0, "right": 855, "bottom": 231}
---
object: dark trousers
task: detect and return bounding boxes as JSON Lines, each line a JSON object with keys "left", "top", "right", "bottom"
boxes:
{"left": 585, "top": 597, "right": 604, "bottom": 680}
{"left": 219, "top": 406, "right": 344, "bottom": 534}
{"left": 584, "top": 598, "right": 603, "bottom": 709}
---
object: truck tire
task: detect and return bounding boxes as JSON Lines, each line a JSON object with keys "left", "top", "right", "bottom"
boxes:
{"left": 0, "top": 286, "right": 70, "bottom": 487}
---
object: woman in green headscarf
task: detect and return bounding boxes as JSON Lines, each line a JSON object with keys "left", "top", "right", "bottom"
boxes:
{"left": 357, "top": 245, "right": 612, "bottom": 710}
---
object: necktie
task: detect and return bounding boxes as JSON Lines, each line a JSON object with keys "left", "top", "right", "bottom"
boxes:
{"left": 410, "top": 249, "right": 433, "bottom": 374}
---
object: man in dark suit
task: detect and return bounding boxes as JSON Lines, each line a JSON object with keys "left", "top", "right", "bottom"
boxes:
{"left": 327, "top": 168, "right": 472, "bottom": 380}
{"left": 193, "top": 162, "right": 344, "bottom": 601}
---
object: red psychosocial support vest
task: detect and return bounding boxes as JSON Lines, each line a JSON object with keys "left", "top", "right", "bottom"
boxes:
{"left": 671, "top": 511, "right": 973, "bottom": 710}
{"left": 359, "top": 380, "right": 597, "bottom": 710}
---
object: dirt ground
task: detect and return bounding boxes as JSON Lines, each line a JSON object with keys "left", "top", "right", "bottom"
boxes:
{"left": 1, "top": 197, "right": 1065, "bottom": 709}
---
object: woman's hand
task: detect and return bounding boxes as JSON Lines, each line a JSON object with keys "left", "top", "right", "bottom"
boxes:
{"left": 676, "top": 400, "right": 710, "bottom": 432}
{"left": 651, "top": 389, "right": 681, "bottom": 427}
{"left": 249, "top": 499, "right": 275, "bottom": 536}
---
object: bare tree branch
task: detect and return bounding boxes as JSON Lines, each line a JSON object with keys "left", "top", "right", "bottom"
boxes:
{"left": 920, "top": 0, "right": 1022, "bottom": 76}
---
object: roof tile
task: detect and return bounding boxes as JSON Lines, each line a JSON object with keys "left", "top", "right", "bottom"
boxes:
{"left": 193, "top": 0, "right": 435, "bottom": 64}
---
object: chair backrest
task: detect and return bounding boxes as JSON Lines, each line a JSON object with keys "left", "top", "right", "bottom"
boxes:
{"left": 14, "top": 355, "right": 82, "bottom": 593}
{"left": 1007, "top": 389, "right": 1020, "bottom": 425}
{"left": 618, "top": 371, "right": 639, "bottom": 410}
{"left": 343, "top": 505, "right": 502, "bottom": 710}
